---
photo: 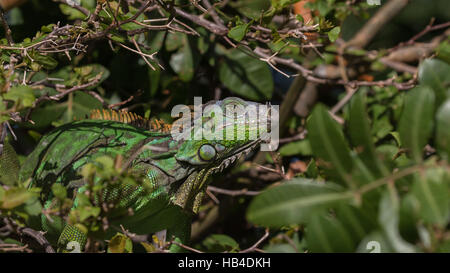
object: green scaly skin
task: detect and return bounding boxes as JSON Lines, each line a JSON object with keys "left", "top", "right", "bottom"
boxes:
{"left": 19, "top": 97, "right": 271, "bottom": 252}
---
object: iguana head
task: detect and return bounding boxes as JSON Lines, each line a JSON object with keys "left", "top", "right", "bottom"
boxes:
{"left": 174, "top": 97, "right": 272, "bottom": 170}
{"left": 167, "top": 97, "right": 277, "bottom": 211}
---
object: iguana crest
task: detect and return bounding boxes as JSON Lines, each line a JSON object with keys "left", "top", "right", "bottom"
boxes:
{"left": 89, "top": 109, "right": 172, "bottom": 133}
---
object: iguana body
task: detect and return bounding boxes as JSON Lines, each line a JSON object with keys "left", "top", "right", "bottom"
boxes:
{"left": 19, "top": 98, "right": 271, "bottom": 252}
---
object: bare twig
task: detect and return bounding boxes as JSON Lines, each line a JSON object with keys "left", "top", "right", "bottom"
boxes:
{"left": 0, "top": 7, "right": 13, "bottom": 45}
{"left": 0, "top": 243, "right": 31, "bottom": 252}
{"left": 239, "top": 229, "right": 269, "bottom": 253}
{"left": 389, "top": 20, "right": 450, "bottom": 53}
{"left": 202, "top": 0, "right": 224, "bottom": 25}
{"left": 108, "top": 94, "right": 136, "bottom": 109}
{"left": 174, "top": 7, "right": 228, "bottom": 36}
{"left": 171, "top": 241, "right": 204, "bottom": 253}
{"left": 207, "top": 186, "right": 260, "bottom": 196}
{"left": 346, "top": 0, "right": 410, "bottom": 49}
{"left": 1, "top": 218, "right": 55, "bottom": 253}
{"left": 21, "top": 228, "right": 55, "bottom": 253}
{"left": 279, "top": 129, "right": 307, "bottom": 144}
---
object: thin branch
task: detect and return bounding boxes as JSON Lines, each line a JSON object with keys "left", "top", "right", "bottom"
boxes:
{"left": 346, "top": 0, "right": 410, "bottom": 49}
{"left": 174, "top": 7, "right": 228, "bottom": 35}
{"left": 171, "top": 241, "right": 204, "bottom": 253}
{"left": 239, "top": 229, "right": 269, "bottom": 253}
{"left": 207, "top": 186, "right": 260, "bottom": 196}
{"left": 202, "top": 0, "right": 224, "bottom": 25}
{"left": 390, "top": 20, "right": 450, "bottom": 53}
{"left": 108, "top": 94, "right": 136, "bottom": 109}
{"left": 0, "top": 7, "right": 13, "bottom": 45}
{"left": 21, "top": 228, "right": 55, "bottom": 253}
{"left": 279, "top": 129, "right": 307, "bottom": 144}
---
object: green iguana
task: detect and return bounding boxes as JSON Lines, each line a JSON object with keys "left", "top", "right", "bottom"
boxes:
{"left": 19, "top": 97, "right": 273, "bottom": 252}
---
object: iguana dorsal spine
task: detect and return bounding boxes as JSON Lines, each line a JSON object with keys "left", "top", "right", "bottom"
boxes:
{"left": 89, "top": 109, "right": 172, "bottom": 133}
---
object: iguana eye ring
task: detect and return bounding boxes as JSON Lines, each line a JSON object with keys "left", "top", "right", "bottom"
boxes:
{"left": 198, "top": 144, "right": 216, "bottom": 161}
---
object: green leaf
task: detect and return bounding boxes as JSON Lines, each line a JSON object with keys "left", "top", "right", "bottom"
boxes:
{"left": 378, "top": 192, "right": 417, "bottom": 253}
{"left": 418, "top": 59, "right": 450, "bottom": 104}
{"left": 74, "top": 64, "right": 110, "bottom": 88}
{"left": 8, "top": 7, "right": 24, "bottom": 26}
{"left": 23, "top": 197, "right": 43, "bottom": 217}
{"left": 27, "top": 103, "right": 66, "bottom": 129}
{"left": 51, "top": 184, "right": 67, "bottom": 200}
{"left": 438, "top": 240, "right": 450, "bottom": 253}
{"left": 77, "top": 206, "right": 101, "bottom": 222}
{"left": 28, "top": 51, "right": 58, "bottom": 70}
{"left": 398, "top": 193, "right": 420, "bottom": 243}
{"left": 218, "top": 48, "right": 273, "bottom": 101}
{"left": 140, "top": 242, "right": 157, "bottom": 253}
{"left": 59, "top": 4, "right": 88, "bottom": 20}
{"left": 202, "top": 234, "right": 240, "bottom": 252}
{"left": 348, "top": 90, "right": 387, "bottom": 178}
{"left": 228, "top": 22, "right": 252, "bottom": 42}
{"left": 327, "top": 27, "right": 341, "bottom": 42}
{"left": 148, "top": 67, "right": 161, "bottom": 97}
{"left": 305, "top": 159, "right": 318, "bottom": 178}
{"left": 335, "top": 204, "right": 377, "bottom": 243}
{"left": 169, "top": 35, "right": 195, "bottom": 82}
{"left": 264, "top": 243, "right": 298, "bottom": 253}
{"left": 398, "top": 86, "right": 435, "bottom": 162}
{"left": 233, "top": 0, "right": 271, "bottom": 20}
{"left": 390, "top": 132, "right": 402, "bottom": 147}
{"left": 95, "top": 155, "right": 115, "bottom": 170}
{"left": 4, "top": 85, "right": 36, "bottom": 108}
{"left": 307, "top": 104, "right": 355, "bottom": 187}
{"left": 295, "top": 14, "right": 304, "bottom": 24}
{"left": 247, "top": 179, "right": 351, "bottom": 227}
{"left": 314, "top": 0, "right": 333, "bottom": 16}
{"left": 0, "top": 141, "right": 20, "bottom": 185}
{"left": 0, "top": 188, "right": 33, "bottom": 209}
{"left": 60, "top": 91, "right": 102, "bottom": 123}
{"left": 165, "top": 32, "right": 185, "bottom": 52}
{"left": 41, "top": 24, "right": 55, "bottom": 33}
{"left": 436, "top": 100, "right": 450, "bottom": 160}
{"left": 305, "top": 211, "right": 356, "bottom": 253}
{"left": 107, "top": 233, "right": 133, "bottom": 253}
{"left": 50, "top": 64, "right": 109, "bottom": 89}
{"left": 371, "top": 115, "right": 393, "bottom": 142}
{"left": 412, "top": 169, "right": 449, "bottom": 227}
{"left": 436, "top": 40, "right": 450, "bottom": 64}
{"left": 279, "top": 140, "right": 312, "bottom": 156}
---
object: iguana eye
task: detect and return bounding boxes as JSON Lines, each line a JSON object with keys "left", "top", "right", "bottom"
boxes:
{"left": 198, "top": 144, "right": 216, "bottom": 161}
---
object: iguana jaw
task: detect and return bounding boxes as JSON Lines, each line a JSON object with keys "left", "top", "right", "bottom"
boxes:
{"left": 212, "top": 139, "right": 261, "bottom": 173}
{"left": 167, "top": 97, "right": 274, "bottom": 212}
{"left": 171, "top": 139, "right": 263, "bottom": 213}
